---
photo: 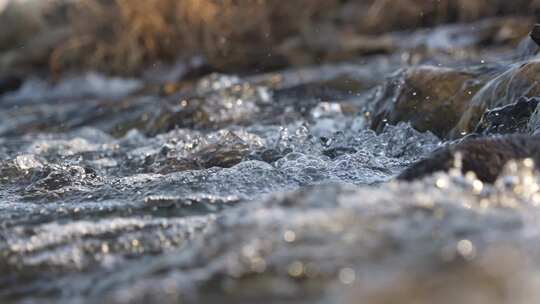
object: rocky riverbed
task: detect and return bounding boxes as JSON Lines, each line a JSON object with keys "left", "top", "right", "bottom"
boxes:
{"left": 3, "top": 16, "right": 540, "bottom": 304}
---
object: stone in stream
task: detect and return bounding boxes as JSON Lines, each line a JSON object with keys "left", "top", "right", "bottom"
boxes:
{"left": 530, "top": 24, "right": 540, "bottom": 47}
{"left": 369, "top": 65, "right": 486, "bottom": 138}
{"left": 144, "top": 74, "right": 269, "bottom": 134}
{"left": 398, "top": 134, "right": 540, "bottom": 183}
{"left": 474, "top": 96, "right": 540, "bottom": 135}
{"left": 451, "top": 58, "right": 540, "bottom": 137}
{"left": 150, "top": 131, "right": 252, "bottom": 174}
{"left": 0, "top": 75, "right": 22, "bottom": 95}
{"left": 369, "top": 22, "right": 540, "bottom": 140}
{"left": 526, "top": 103, "right": 540, "bottom": 135}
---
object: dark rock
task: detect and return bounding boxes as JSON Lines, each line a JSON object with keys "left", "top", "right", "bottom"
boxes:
{"left": 0, "top": 75, "right": 22, "bottom": 96}
{"left": 398, "top": 135, "right": 540, "bottom": 183}
{"left": 155, "top": 131, "right": 250, "bottom": 174}
{"left": 530, "top": 24, "right": 540, "bottom": 47}
{"left": 452, "top": 58, "right": 540, "bottom": 137}
{"left": 369, "top": 65, "right": 486, "bottom": 138}
{"left": 195, "top": 132, "right": 250, "bottom": 169}
{"left": 474, "top": 97, "right": 540, "bottom": 135}
{"left": 528, "top": 104, "right": 540, "bottom": 134}
{"left": 144, "top": 75, "right": 269, "bottom": 134}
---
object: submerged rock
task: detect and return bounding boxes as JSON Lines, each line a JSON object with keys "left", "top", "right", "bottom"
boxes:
{"left": 0, "top": 75, "right": 22, "bottom": 95}
{"left": 474, "top": 97, "right": 540, "bottom": 135}
{"left": 528, "top": 104, "right": 540, "bottom": 134}
{"left": 369, "top": 65, "right": 485, "bottom": 137}
{"left": 154, "top": 131, "right": 252, "bottom": 174}
{"left": 144, "top": 74, "right": 270, "bottom": 134}
{"left": 399, "top": 134, "right": 540, "bottom": 183}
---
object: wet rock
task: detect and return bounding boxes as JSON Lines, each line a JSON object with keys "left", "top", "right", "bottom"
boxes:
{"left": 369, "top": 65, "right": 486, "bottom": 137}
{"left": 528, "top": 104, "right": 540, "bottom": 134}
{"left": 474, "top": 97, "right": 540, "bottom": 135}
{"left": 398, "top": 134, "right": 540, "bottom": 183}
{"left": 193, "top": 132, "right": 251, "bottom": 169}
{"left": 26, "top": 163, "right": 101, "bottom": 195}
{"left": 530, "top": 24, "right": 540, "bottom": 47}
{"left": 145, "top": 74, "right": 270, "bottom": 134}
{"left": 153, "top": 131, "right": 251, "bottom": 174}
{"left": 452, "top": 58, "right": 540, "bottom": 137}
{"left": 0, "top": 154, "right": 44, "bottom": 184}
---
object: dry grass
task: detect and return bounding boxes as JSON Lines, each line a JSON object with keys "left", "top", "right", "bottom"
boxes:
{"left": 51, "top": 0, "right": 335, "bottom": 75}
{"left": 47, "top": 0, "right": 540, "bottom": 75}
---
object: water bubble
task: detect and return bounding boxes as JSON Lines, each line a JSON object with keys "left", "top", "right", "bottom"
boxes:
{"left": 288, "top": 261, "right": 304, "bottom": 278}
{"left": 338, "top": 268, "right": 356, "bottom": 285}
{"left": 283, "top": 230, "right": 296, "bottom": 243}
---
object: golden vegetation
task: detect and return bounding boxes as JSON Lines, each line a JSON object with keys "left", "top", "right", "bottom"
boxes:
{"left": 42, "top": 0, "right": 540, "bottom": 75}
{"left": 52, "top": 0, "right": 334, "bottom": 74}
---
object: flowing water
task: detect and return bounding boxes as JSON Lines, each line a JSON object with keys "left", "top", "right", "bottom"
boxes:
{"left": 2, "top": 18, "right": 540, "bottom": 303}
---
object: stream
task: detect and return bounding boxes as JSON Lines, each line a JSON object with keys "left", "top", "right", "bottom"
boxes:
{"left": 2, "top": 16, "right": 540, "bottom": 304}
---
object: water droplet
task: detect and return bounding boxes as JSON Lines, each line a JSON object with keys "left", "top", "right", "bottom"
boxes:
{"left": 338, "top": 267, "right": 356, "bottom": 285}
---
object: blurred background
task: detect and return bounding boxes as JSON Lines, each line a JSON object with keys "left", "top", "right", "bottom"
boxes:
{"left": 1, "top": 0, "right": 540, "bottom": 77}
